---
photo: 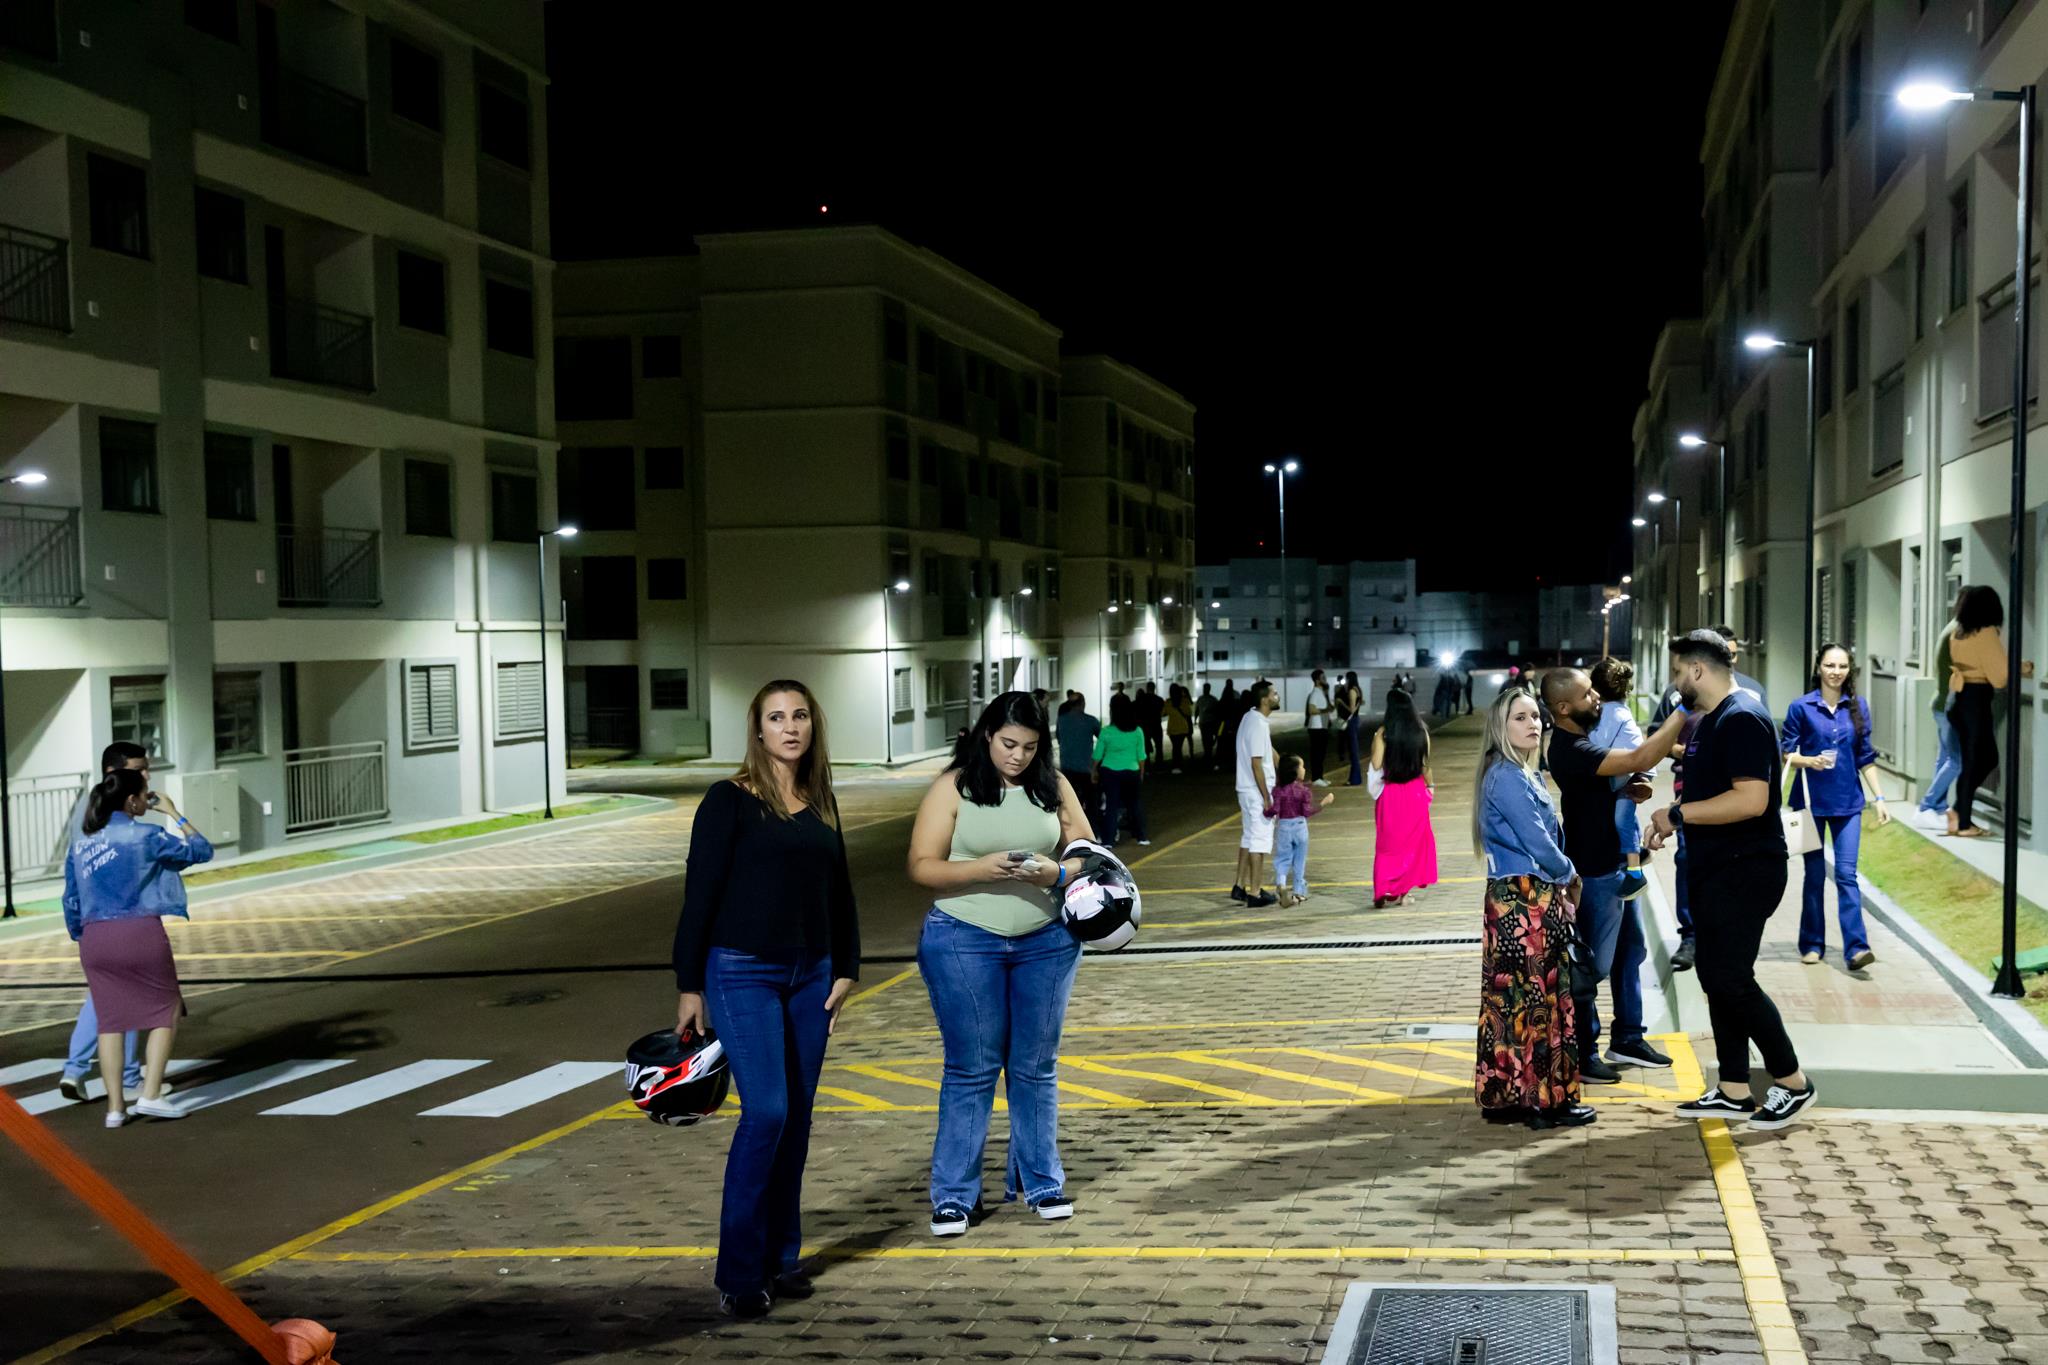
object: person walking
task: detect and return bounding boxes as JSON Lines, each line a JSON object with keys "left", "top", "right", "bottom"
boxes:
{"left": 1587, "top": 659, "right": 1651, "bottom": 903}
{"left": 1194, "top": 682, "right": 1219, "bottom": 766}
{"left": 1135, "top": 681, "right": 1166, "bottom": 764}
{"left": 1648, "top": 631, "right": 1817, "bottom": 1129}
{"left": 673, "top": 680, "right": 862, "bottom": 1318}
{"left": 1368, "top": 688, "right": 1439, "bottom": 907}
{"left": 1166, "top": 683, "right": 1194, "bottom": 773}
{"left": 1462, "top": 668, "right": 1475, "bottom": 716}
{"left": 1270, "top": 754, "right": 1335, "bottom": 906}
{"left": 1304, "top": 668, "right": 1333, "bottom": 786}
{"left": 62, "top": 768, "right": 212, "bottom": 1128}
{"left": 1945, "top": 584, "right": 2008, "bottom": 838}
{"left": 1782, "top": 643, "right": 1889, "bottom": 969}
{"left": 1473, "top": 685, "right": 1592, "bottom": 1130}
{"left": 1093, "top": 692, "right": 1150, "bottom": 848}
{"left": 1231, "top": 681, "right": 1282, "bottom": 907}
{"left": 1215, "top": 679, "right": 1241, "bottom": 774}
{"left": 57, "top": 741, "right": 154, "bottom": 1105}
{"left": 1916, "top": 605, "right": 1964, "bottom": 829}
{"left": 1055, "top": 693, "right": 1102, "bottom": 841}
{"left": 908, "top": 692, "right": 1095, "bottom": 1237}
{"left": 1340, "top": 671, "right": 1366, "bottom": 786}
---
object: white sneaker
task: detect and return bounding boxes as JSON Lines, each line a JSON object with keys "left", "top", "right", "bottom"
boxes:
{"left": 131, "top": 1096, "right": 187, "bottom": 1121}
{"left": 1313, "top": 778, "right": 1331, "bottom": 788}
{"left": 1914, "top": 808, "right": 1948, "bottom": 830}
{"left": 105, "top": 1111, "right": 130, "bottom": 1129}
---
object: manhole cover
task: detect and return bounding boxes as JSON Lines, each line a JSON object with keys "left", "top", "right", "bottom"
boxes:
{"left": 1323, "top": 1284, "right": 1616, "bottom": 1365}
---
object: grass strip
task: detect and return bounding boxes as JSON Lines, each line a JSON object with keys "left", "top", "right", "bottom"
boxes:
{"left": 394, "top": 795, "right": 639, "bottom": 844}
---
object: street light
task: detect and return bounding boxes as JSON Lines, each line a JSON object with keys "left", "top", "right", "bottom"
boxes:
{"left": 1264, "top": 459, "right": 1299, "bottom": 683}
{"left": 1900, "top": 77, "right": 2036, "bottom": 998}
{"left": 1098, "top": 603, "right": 1119, "bottom": 707}
{"left": 1631, "top": 516, "right": 1648, "bottom": 528}
{"left": 1679, "top": 432, "right": 1732, "bottom": 620}
{"left": 0, "top": 468, "right": 49, "bottom": 919}
{"left": 1744, "top": 332, "right": 1819, "bottom": 664}
{"left": 1008, "top": 585, "right": 1035, "bottom": 677}
{"left": 534, "top": 524, "right": 576, "bottom": 820}
{"left": 882, "top": 578, "right": 911, "bottom": 764}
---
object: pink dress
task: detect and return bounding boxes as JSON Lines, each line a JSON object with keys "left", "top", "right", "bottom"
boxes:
{"left": 1373, "top": 776, "right": 1439, "bottom": 900}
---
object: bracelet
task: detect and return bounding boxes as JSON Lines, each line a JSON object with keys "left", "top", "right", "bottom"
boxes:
{"left": 1054, "top": 864, "right": 1069, "bottom": 890}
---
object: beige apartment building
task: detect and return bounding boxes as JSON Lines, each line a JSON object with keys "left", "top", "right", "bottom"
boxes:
{"left": 0, "top": 0, "right": 563, "bottom": 876}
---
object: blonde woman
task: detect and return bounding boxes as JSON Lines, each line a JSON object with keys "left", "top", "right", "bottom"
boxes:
{"left": 672, "top": 680, "right": 861, "bottom": 1319}
{"left": 1472, "top": 686, "right": 1590, "bottom": 1130}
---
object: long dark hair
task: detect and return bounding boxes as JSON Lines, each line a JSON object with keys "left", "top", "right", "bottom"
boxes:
{"left": 1108, "top": 692, "right": 1138, "bottom": 731}
{"left": 1380, "top": 687, "right": 1430, "bottom": 784}
{"left": 1957, "top": 583, "right": 2005, "bottom": 634}
{"left": 1808, "top": 641, "right": 1868, "bottom": 739}
{"left": 951, "top": 691, "right": 1060, "bottom": 812}
{"left": 83, "top": 768, "right": 147, "bottom": 836}
{"left": 734, "top": 679, "right": 837, "bottom": 827}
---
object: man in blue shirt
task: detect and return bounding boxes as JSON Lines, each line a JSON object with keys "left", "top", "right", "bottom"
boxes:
{"left": 56, "top": 741, "right": 153, "bottom": 1104}
{"left": 1056, "top": 693, "right": 1103, "bottom": 840}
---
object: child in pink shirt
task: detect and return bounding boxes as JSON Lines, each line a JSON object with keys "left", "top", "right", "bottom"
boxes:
{"left": 1271, "top": 754, "right": 1335, "bottom": 907}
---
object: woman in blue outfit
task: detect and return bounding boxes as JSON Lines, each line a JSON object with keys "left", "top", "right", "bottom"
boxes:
{"left": 63, "top": 767, "right": 213, "bottom": 1128}
{"left": 1781, "top": 643, "right": 1890, "bottom": 970}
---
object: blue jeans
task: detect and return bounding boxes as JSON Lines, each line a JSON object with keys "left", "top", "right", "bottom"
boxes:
{"left": 1273, "top": 818, "right": 1310, "bottom": 896}
{"left": 1673, "top": 830, "right": 1693, "bottom": 939}
{"left": 1346, "top": 715, "right": 1364, "bottom": 785}
{"left": 1800, "top": 812, "right": 1870, "bottom": 960}
{"left": 1100, "top": 768, "right": 1146, "bottom": 844}
{"left": 1919, "top": 703, "right": 1962, "bottom": 814}
{"left": 1567, "top": 869, "right": 1646, "bottom": 1050}
{"left": 63, "top": 994, "right": 141, "bottom": 1088}
{"left": 1612, "top": 794, "right": 1641, "bottom": 857}
{"left": 918, "top": 910, "right": 1082, "bottom": 1211}
{"left": 702, "top": 947, "right": 832, "bottom": 1295}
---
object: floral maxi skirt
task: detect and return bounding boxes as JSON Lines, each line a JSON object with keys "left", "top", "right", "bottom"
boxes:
{"left": 1474, "top": 876, "right": 1579, "bottom": 1112}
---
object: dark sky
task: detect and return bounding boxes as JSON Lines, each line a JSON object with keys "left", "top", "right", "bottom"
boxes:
{"left": 546, "top": 8, "right": 1733, "bottom": 592}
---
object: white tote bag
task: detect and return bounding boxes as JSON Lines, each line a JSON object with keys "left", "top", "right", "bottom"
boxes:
{"left": 1781, "top": 767, "right": 1823, "bottom": 855}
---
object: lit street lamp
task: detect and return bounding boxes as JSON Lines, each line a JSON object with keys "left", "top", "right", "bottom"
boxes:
{"left": 1263, "top": 460, "right": 1299, "bottom": 681}
{"left": 535, "top": 524, "right": 577, "bottom": 820}
{"left": 1743, "top": 331, "right": 1818, "bottom": 663}
{"left": 1678, "top": 432, "right": 1731, "bottom": 619}
{"left": 882, "top": 578, "right": 910, "bottom": 763}
{"left": 0, "top": 468, "right": 50, "bottom": 919}
{"left": 1645, "top": 490, "right": 1684, "bottom": 637}
{"left": 1098, "top": 603, "right": 1120, "bottom": 706}
{"left": 1900, "top": 78, "right": 2037, "bottom": 998}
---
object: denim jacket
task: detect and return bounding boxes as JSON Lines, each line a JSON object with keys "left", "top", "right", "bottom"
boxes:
{"left": 62, "top": 812, "right": 214, "bottom": 941}
{"left": 1479, "top": 760, "right": 1575, "bottom": 885}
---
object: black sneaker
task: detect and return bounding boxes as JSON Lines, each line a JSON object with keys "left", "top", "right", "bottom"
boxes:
{"left": 719, "top": 1290, "right": 772, "bottom": 1320}
{"left": 1230, "top": 884, "right": 1247, "bottom": 902}
{"left": 1244, "top": 891, "right": 1278, "bottom": 908}
{"left": 929, "top": 1200, "right": 986, "bottom": 1236}
{"left": 1606, "top": 1040, "right": 1673, "bottom": 1069}
{"left": 58, "top": 1076, "right": 89, "bottom": 1104}
{"left": 1481, "top": 1106, "right": 1531, "bottom": 1125}
{"left": 1618, "top": 869, "right": 1649, "bottom": 901}
{"left": 1031, "top": 1191, "right": 1074, "bottom": 1220}
{"left": 771, "top": 1269, "right": 815, "bottom": 1301}
{"left": 1528, "top": 1103, "right": 1597, "bottom": 1129}
{"left": 1578, "top": 1054, "right": 1621, "bottom": 1085}
{"left": 1748, "top": 1082, "right": 1818, "bottom": 1131}
{"left": 1675, "top": 1088, "right": 1756, "bottom": 1118}
{"left": 1671, "top": 937, "right": 1697, "bottom": 972}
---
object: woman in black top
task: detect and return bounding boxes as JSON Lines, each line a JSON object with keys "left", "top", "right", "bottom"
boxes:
{"left": 673, "top": 679, "right": 860, "bottom": 1320}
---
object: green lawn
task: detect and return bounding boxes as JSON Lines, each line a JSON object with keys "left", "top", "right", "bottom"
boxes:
{"left": 394, "top": 795, "right": 642, "bottom": 844}
{"left": 183, "top": 848, "right": 348, "bottom": 887}
{"left": 1856, "top": 821, "right": 2048, "bottom": 1026}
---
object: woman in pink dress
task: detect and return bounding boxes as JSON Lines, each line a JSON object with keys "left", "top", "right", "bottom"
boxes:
{"left": 1369, "top": 688, "right": 1439, "bottom": 906}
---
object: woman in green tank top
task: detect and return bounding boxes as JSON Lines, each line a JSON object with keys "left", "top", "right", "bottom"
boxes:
{"left": 908, "top": 692, "right": 1097, "bottom": 1237}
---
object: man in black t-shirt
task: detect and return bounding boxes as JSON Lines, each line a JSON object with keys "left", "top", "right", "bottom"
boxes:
{"left": 1648, "top": 630, "right": 1817, "bottom": 1130}
{"left": 1542, "top": 670, "right": 1689, "bottom": 1082}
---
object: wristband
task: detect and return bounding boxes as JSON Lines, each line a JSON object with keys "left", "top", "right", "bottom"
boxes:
{"left": 1054, "top": 864, "right": 1069, "bottom": 890}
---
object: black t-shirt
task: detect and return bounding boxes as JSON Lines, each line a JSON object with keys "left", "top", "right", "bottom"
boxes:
{"left": 1680, "top": 689, "right": 1785, "bottom": 862}
{"left": 1544, "top": 728, "right": 1624, "bottom": 879}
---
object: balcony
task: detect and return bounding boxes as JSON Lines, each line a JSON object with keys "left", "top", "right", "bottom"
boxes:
{"left": 277, "top": 526, "right": 380, "bottom": 607}
{"left": 0, "top": 503, "right": 83, "bottom": 606}
{"left": 284, "top": 742, "right": 387, "bottom": 835}
{"left": 0, "top": 225, "right": 68, "bottom": 332}
{"left": 262, "top": 68, "right": 368, "bottom": 175}
{"left": 269, "top": 296, "right": 373, "bottom": 391}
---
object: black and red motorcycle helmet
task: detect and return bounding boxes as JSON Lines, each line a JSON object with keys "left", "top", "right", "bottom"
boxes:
{"left": 625, "top": 1026, "right": 730, "bottom": 1127}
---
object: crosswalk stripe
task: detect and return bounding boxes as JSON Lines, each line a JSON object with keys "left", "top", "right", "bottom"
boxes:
{"left": 176, "top": 1059, "right": 355, "bottom": 1112}
{"left": 262, "top": 1060, "right": 491, "bottom": 1116}
{"left": 0, "top": 1059, "right": 65, "bottom": 1088}
{"left": 418, "top": 1062, "right": 616, "bottom": 1117}
{"left": 16, "top": 1060, "right": 218, "bottom": 1115}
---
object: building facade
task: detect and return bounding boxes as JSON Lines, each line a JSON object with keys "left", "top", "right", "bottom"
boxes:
{"left": 1195, "top": 559, "right": 1420, "bottom": 675}
{"left": 0, "top": 0, "right": 562, "bottom": 875}
{"left": 1628, "top": 321, "right": 1712, "bottom": 677}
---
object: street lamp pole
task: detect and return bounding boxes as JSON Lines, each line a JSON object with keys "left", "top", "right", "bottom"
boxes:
{"left": 536, "top": 524, "right": 578, "bottom": 820}
{"left": 1899, "top": 80, "right": 2035, "bottom": 997}
{"left": 1743, "top": 334, "right": 1820, "bottom": 667}
{"left": 882, "top": 579, "right": 909, "bottom": 764}
{"left": 1681, "top": 434, "right": 1731, "bottom": 620}
{"left": 1, "top": 469, "right": 51, "bottom": 916}
{"left": 1264, "top": 459, "right": 1299, "bottom": 683}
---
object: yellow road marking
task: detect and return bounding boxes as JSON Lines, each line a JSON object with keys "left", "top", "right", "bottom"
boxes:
{"left": 1121, "top": 810, "right": 1242, "bottom": 869}
{"left": 1700, "top": 1116, "right": 1808, "bottom": 1364}
{"left": 1176, "top": 1051, "right": 1403, "bottom": 1101}
{"left": 1277, "top": 1046, "right": 1468, "bottom": 1087}
{"left": 837, "top": 1063, "right": 943, "bottom": 1092}
{"left": 291, "top": 1243, "right": 1738, "bottom": 1265}
{"left": 1062, "top": 1057, "right": 1282, "bottom": 1105}
{"left": 854, "top": 1015, "right": 1474, "bottom": 1040}
{"left": 847, "top": 965, "right": 918, "bottom": 1007}
{"left": 1055, "top": 1078, "right": 1146, "bottom": 1107}
{"left": 813, "top": 1085, "right": 897, "bottom": 1111}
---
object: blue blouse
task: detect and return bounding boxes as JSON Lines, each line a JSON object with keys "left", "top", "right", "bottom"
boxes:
{"left": 1780, "top": 690, "right": 1878, "bottom": 816}
{"left": 62, "top": 812, "right": 214, "bottom": 941}
{"left": 1479, "top": 760, "right": 1576, "bottom": 885}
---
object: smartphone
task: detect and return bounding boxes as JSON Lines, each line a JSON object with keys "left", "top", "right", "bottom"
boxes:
{"left": 1007, "top": 850, "right": 1030, "bottom": 862}
{"left": 146, "top": 792, "right": 161, "bottom": 808}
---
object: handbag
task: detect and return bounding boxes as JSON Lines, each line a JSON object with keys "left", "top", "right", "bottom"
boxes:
{"left": 1780, "top": 767, "right": 1823, "bottom": 855}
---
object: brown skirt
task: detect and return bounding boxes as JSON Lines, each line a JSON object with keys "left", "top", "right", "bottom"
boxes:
{"left": 79, "top": 916, "right": 185, "bottom": 1033}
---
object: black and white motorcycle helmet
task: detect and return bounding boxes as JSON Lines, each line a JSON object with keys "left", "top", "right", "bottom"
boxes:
{"left": 625, "top": 1026, "right": 730, "bottom": 1127}
{"left": 1057, "top": 838, "right": 1142, "bottom": 951}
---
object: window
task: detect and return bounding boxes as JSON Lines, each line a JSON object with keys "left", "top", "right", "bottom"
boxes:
{"left": 651, "top": 669, "right": 689, "bottom": 710}
{"left": 886, "top": 418, "right": 910, "bottom": 481}
{"left": 1908, "top": 544, "right": 1924, "bottom": 665}
{"left": 88, "top": 154, "right": 148, "bottom": 258}
{"left": 1949, "top": 187, "right": 1974, "bottom": 317}
{"left": 647, "top": 558, "right": 687, "bottom": 599}
{"left": 1817, "top": 566, "right": 1835, "bottom": 644}
{"left": 494, "top": 661, "right": 543, "bottom": 739}
{"left": 1819, "top": 86, "right": 1836, "bottom": 177}
{"left": 1843, "top": 301, "right": 1861, "bottom": 392}
{"left": 1816, "top": 333, "right": 1834, "bottom": 417}
{"left": 101, "top": 417, "right": 159, "bottom": 513}
{"left": 892, "top": 668, "right": 912, "bottom": 718}
{"left": 1045, "top": 561, "right": 1060, "bottom": 600}
{"left": 396, "top": 251, "right": 447, "bottom": 335}
{"left": 185, "top": 0, "right": 237, "bottom": 41}
{"left": 110, "top": 677, "right": 167, "bottom": 759}
{"left": 406, "top": 662, "right": 458, "bottom": 747}
{"left": 213, "top": 672, "right": 262, "bottom": 760}
{"left": 1845, "top": 36, "right": 1864, "bottom": 131}
{"left": 644, "top": 445, "right": 685, "bottom": 490}
{"left": 642, "top": 334, "right": 682, "bottom": 378}
{"left": 559, "top": 446, "right": 633, "bottom": 531}
{"left": 490, "top": 470, "right": 537, "bottom": 542}
{"left": 923, "top": 550, "right": 940, "bottom": 596}
{"left": 1212, "top": 650, "right": 1230, "bottom": 663}
{"left": 554, "top": 336, "right": 632, "bottom": 419}
{"left": 568, "top": 556, "right": 636, "bottom": 640}
{"left": 1841, "top": 559, "right": 1858, "bottom": 649}
{"left": 389, "top": 36, "right": 441, "bottom": 131}
{"left": 484, "top": 278, "right": 534, "bottom": 357}
{"left": 194, "top": 189, "right": 246, "bottom": 282}
{"left": 404, "top": 459, "right": 452, "bottom": 537}
{"left": 478, "top": 80, "right": 530, "bottom": 168}
{"left": 203, "top": 431, "right": 255, "bottom": 521}
{"left": 1323, "top": 584, "right": 1341, "bottom": 598}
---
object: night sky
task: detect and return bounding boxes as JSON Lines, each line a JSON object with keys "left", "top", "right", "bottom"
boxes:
{"left": 545, "top": 8, "right": 1733, "bottom": 592}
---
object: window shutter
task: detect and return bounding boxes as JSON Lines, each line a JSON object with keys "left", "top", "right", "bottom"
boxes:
{"left": 409, "top": 663, "right": 459, "bottom": 746}
{"left": 496, "top": 661, "right": 543, "bottom": 738}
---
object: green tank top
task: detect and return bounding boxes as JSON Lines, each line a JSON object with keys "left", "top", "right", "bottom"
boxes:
{"left": 935, "top": 783, "right": 1064, "bottom": 937}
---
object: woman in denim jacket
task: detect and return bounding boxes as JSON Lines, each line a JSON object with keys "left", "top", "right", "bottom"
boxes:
{"left": 1472, "top": 686, "right": 1591, "bottom": 1130}
{"left": 63, "top": 767, "right": 213, "bottom": 1127}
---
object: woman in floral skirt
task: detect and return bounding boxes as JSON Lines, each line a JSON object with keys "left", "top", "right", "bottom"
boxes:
{"left": 1472, "top": 686, "right": 1592, "bottom": 1130}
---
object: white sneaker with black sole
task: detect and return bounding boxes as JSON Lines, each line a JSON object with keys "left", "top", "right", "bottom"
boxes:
{"left": 1747, "top": 1082, "right": 1818, "bottom": 1130}
{"left": 1674, "top": 1088, "right": 1756, "bottom": 1119}
{"left": 1031, "top": 1191, "right": 1074, "bottom": 1220}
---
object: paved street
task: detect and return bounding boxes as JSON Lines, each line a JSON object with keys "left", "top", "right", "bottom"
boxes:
{"left": 6, "top": 721, "right": 2048, "bottom": 1363}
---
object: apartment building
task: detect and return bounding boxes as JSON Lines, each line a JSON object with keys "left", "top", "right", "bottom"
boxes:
{"left": 1193, "top": 559, "right": 1420, "bottom": 675}
{"left": 0, "top": 0, "right": 560, "bottom": 876}
{"left": 1628, "top": 321, "right": 1713, "bottom": 678}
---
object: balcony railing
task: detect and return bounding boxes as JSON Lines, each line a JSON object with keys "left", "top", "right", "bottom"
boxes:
{"left": 4, "top": 771, "right": 89, "bottom": 879}
{"left": 270, "top": 296, "right": 373, "bottom": 391}
{"left": 277, "top": 526, "right": 381, "bottom": 607}
{"left": 0, "top": 224, "right": 69, "bottom": 332}
{"left": 0, "top": 503, "right": 84, "bottom": 606}
{"left": 284, "top": 742, "right": 388, "bottom": 835}
{"left": 262, "top": 68, "right": 368, "bottom": 174}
